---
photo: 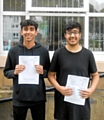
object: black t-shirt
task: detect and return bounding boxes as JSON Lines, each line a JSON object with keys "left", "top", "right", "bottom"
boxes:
{"left": 49, "top": 46, "right": 97, "bottom": 120}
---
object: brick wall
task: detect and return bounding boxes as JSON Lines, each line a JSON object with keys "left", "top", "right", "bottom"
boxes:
{"left": 0, "top": 68, "right": 12, "bottom": 90}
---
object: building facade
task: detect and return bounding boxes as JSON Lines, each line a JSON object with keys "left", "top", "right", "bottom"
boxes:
{"left": 0, "top": 0, "right": 104, "bottom": 71}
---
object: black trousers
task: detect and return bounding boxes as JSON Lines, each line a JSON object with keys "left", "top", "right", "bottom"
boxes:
{"left": 13, "top": 102, "right": 45, "bottom": 120}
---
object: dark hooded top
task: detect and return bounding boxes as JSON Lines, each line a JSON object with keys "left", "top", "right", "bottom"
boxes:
{"left": 4, "top": 41, "right": 50, "bottom": 106}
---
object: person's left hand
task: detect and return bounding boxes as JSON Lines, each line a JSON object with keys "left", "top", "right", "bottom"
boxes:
{"left": 35, "top": 65, "right": 43, "bottom": 74}
{"left": 80, "top": 88, "right": 94, "bottom": 98}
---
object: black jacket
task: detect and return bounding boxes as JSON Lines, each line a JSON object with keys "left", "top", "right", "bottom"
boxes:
{"left": 4, "top": 41, "right": 50, "bottom": 106}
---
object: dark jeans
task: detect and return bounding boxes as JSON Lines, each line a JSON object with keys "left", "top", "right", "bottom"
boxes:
{"left": 13, "top": 102, "right": 45, "bottom": 120}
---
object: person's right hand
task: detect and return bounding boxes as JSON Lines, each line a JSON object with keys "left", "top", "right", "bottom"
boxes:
{"left": 14, "top": 65, "right": 25, "bottom": 75}
{"left": 58, "top": 86, "right": 73, "bottom": 96}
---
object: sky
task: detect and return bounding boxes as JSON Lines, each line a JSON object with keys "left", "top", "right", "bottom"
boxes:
{"left": 90, "top": 0, "right": 104, "bottom": 11}
{"left": 96, "top": 0, "right": 103, "bottom": 4}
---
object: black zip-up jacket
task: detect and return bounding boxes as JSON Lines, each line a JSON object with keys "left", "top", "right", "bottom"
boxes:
{"left": 4, "top": 41, "right": 50, "bottom": 106}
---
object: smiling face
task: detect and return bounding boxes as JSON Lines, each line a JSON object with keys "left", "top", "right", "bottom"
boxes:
{"left": 64, "top": 28, "right": 81, "bottom": 46}
{"left": 21, "top": 25, "right": 38, "bottom": 44}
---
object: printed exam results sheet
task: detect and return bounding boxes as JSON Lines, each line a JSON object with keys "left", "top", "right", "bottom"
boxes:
{"left": 19, "top": 56, "right": 40, "bottom": 84}
{"left": 64, "top": 75, "right": 89, "bottom": 105}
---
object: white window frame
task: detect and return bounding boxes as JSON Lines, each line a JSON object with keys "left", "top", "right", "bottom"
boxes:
{"left": 0, "top": 0, "right": 3, "bottom": 55}
{"left": 26, "top": 0, "right": 104, "bottom": 61}
{"left": 88, "top": 13, "right": 104, "bottom": 61}
{"left": 26, "top": 0, "right": 89, "bottom": 12}
{"left": 0, "top": 0, "right": 27, "bottom": 55}
{"left": 29, "top": 13, "right": 87, "bottom": 59}
{"left": 26, "top": 0, "right": 89, "bottom": 59}
{"left": 1, "top": 0, "right": 104, "bottom": 61}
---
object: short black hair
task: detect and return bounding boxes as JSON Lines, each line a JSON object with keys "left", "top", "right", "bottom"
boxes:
{"left": 20, "top": 19, "right": 38, "bottom": 30}
{"left": 64, "top": 21, "right": 81, "bottom": 33}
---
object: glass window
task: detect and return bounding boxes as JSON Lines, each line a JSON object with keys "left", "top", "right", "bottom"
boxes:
{"left": 89, "top": 0, "right": 104, "bottom": 12}
{"left": 3, "top": 16, "right": 25, "bottom": 51}
{"left": 3, "top": 0, "right": 25, "bottom": 11}
{"left": 31, "top": 16, "right": 84, "bottom": 51}
{"left": 89, "top": 17, "right": 104, "bottom": 51}
{"left": 32, "top": 0, "right": 84, "bottom": 8}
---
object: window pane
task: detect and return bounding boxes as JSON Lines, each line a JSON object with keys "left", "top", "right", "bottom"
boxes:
{"left": 89, "top": 0, "right": 104, "bottom": 12}
{"left": 31, "top": 16, "right": 84, "bottom": 51}
{"left": 32, "top": 0, "right": 84, "bottom": 8}
{"left": 3, "top": 16, "right": 25, "bottom": 51}
{"left": 89, "top": 17, "right": 104, "bottom": 51}
{"left": 3, "top": 0, "right": 25, "bottom": 11}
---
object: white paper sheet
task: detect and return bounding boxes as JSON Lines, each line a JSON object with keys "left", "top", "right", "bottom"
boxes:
{"left": 64, "top": 75, "right": 89, "bottom": 106}
{"left": 19, "top": 56, "right": 40, "bottom": 84}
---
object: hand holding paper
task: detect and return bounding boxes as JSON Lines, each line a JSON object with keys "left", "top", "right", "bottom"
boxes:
{"left": 14, "top": 64, "right": 26, "bottom": 75}
{"left": 58, "top": 85, "right": 73, "bottom": 96}
{"left": 35, "top": 65, "right": 43, "bottom": 75}
{"left": 64, "top": 75, "right": 89, "bottom": 106}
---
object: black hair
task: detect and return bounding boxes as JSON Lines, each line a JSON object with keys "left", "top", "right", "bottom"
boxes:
{"left": 20, "top": 19, "right": 38, "bottom": 30}
{"left": 64, "top": 21, "right": 81, "bottom": 33}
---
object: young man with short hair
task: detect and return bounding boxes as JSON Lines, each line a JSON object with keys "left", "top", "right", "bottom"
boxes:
{"left": 4, "top": 19, "right": 50, "bottom": 120}
{"left": 48, "top": 21, "right": 99, "bottom": 120}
